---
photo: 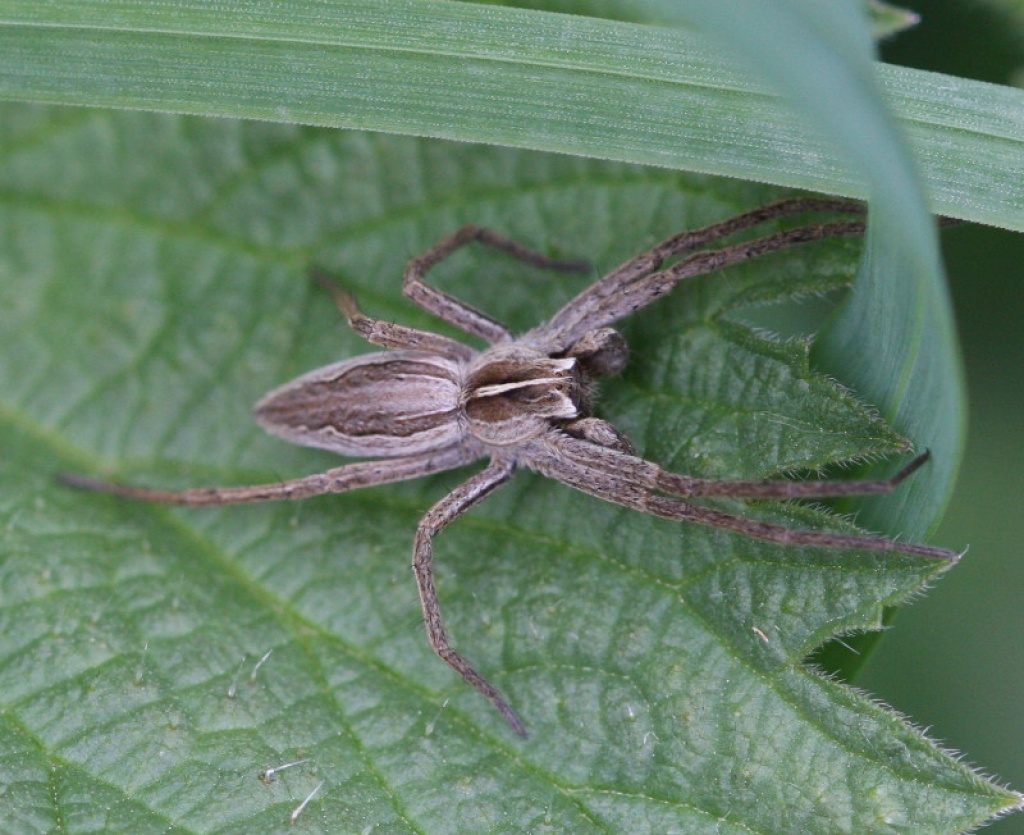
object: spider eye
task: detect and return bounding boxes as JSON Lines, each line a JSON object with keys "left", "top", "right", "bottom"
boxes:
{"left": 567, "top": 328, "right": 628, "bottom": 377}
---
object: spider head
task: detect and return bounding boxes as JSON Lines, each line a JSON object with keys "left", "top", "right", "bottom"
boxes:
{"left": 566, "top": 328, "right": 628, "bottom": 378}
{"left": 463, "top": 345, "right": 587, "bottom": 446}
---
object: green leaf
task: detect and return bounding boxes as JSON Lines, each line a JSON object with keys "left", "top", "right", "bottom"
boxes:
{"left": 0, "top": 0, "right": 1023, "bottom": 229}
{"left": 1, "top": 106, "right": 1017, "bottom": 832}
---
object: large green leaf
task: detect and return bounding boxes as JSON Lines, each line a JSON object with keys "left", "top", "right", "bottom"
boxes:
{"left": 1, "top": 106, "right": 1017, "bottom": 832}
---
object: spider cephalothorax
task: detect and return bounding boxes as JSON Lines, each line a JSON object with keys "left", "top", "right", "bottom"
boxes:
{"left": 63, "top": 197, "right": 957, "bottom": 736}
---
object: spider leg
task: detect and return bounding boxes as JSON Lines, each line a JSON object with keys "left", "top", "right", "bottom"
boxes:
{"left": 411, "top": 458, "right": 526, "bottom": 735}
{"left": 540, "top": 197, "right": 865, "bottom": 348}
{"left": 548, "top": 428, "right": 932, "bottom": 500}
{"left": 58, "top": 446, "right": 477, "bottom": 507}
{"left": 656, "top": 451, "right": 933, "bottom": 500}
{"left": 529, "top": 432, "right": 958, "bottom": 562}
{"left": 312, "top": 271, "right": 474, "bottom": 362}
{"left": 404, "top": 225, "right": 590, "bottom": 345}
{"left": 646, "top": 197, "right": 862, "bottom": 263}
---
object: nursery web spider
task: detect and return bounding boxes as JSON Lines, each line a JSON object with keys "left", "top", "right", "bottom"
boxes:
{"left": 63, "top": 197, "right": 957, "bottom": 736}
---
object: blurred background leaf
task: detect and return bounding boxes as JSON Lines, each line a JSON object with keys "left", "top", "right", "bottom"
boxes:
{"left": 856, "top": 3, "right": 1024, "bottom": 834}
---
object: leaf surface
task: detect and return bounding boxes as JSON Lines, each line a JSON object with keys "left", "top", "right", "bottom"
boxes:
{"left": 0, "top": 107, "right": 1016, "bottom": 832}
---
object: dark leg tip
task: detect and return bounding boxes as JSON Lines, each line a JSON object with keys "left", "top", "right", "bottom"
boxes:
{"left": 57, "top": 471, "right": 104, "bottom": 491}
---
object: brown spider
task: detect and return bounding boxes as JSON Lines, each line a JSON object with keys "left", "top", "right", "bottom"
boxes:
{"left": 62, "top": 196, "right": 957, "bottom": 736}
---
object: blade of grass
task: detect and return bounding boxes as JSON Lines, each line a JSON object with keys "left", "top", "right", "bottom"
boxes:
{"left": 0, "top": 0, "right": 1022, "bottom": 230}
{"left": 645, "top": 0, "right": 961, "bottom": 542}
{"left": 639, "top": 2, "right": 962, "bottom": 686}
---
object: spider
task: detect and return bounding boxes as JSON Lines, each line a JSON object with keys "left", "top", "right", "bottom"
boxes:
{"left": 62, "top": 196, "right": 957, "bottom": 737}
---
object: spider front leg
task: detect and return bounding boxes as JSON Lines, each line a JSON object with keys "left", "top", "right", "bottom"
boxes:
{"left": 411, "top": 459, "right": 527, "bottom": 735}
{"left": 403, "top": 225, "right": 590, "bottom": 345}
{"left": 540, "top": 197, "right": 866, "bottom": 347}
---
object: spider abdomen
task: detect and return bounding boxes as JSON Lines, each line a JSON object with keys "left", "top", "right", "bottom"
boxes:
{"left": 254, "top": 351, "right": 465, "bottom": 457}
